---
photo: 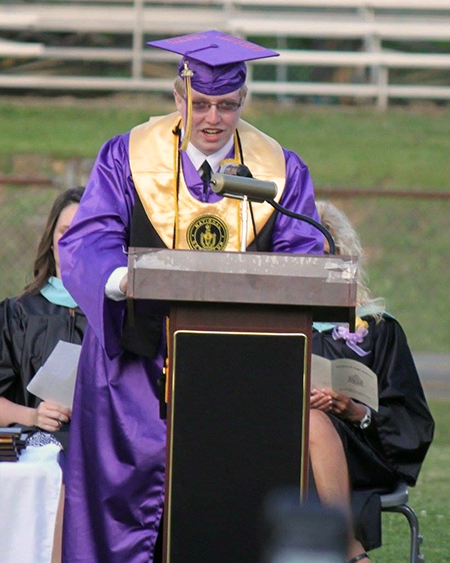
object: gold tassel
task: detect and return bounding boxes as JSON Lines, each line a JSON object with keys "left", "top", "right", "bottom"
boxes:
{"left": 180, "top": 61, "right": 193, "bottom": 151}
{"left": 172, "top": 121, "right": 181, "bottom": 248}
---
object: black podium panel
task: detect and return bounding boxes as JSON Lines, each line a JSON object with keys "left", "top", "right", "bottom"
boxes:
{"left": 167, "top": 331, "right": 308, "bottom": 563}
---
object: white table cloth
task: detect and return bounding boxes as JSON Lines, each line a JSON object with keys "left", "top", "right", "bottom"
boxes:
{"left": 0, "top": 444, "right": 62, "bottom": 563}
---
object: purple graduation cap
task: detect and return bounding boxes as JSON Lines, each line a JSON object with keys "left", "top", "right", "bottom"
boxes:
{"left": 148, "top": 30, "right": 279, "bottom": 148}
{"left": 148, "top": 30, "right": 279, "bottom": 96}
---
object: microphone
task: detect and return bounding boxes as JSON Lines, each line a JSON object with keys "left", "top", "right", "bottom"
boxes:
{"left": 211, "top": 165, "right": 278, "bottom": 203}
{"left": 213, "top": 163, "right": 337, "bottom": 254}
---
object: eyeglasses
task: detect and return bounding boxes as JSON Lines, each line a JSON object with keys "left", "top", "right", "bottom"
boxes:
{"left": 188, "top": 99, "right": 242, "bottom": 114}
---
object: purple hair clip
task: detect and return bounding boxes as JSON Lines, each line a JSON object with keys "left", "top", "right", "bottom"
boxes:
{"left": 331, "top": 325, "right": 370, "bottom": 357}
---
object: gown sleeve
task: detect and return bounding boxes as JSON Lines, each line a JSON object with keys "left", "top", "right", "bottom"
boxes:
{"left": 59, "top": 134, "right": 135, "bottom": 359}
{"left": 368, "top": 316, "right": 434, "bottom": 484}
{"left": 271, "top": 149, "right": 323, "bottom": 254}
{"left": 0, "top": 298, "right": 21, "bottom": 398}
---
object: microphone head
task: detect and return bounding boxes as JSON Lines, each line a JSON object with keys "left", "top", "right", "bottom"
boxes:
{"left": 219, "top": 163, "right": 253, "bottom": 178}
{"left": 211, "top": 173, "right": 277, "bottom": 202}
{"left": 236, "top": 165, "right": 253, "bottom": 178}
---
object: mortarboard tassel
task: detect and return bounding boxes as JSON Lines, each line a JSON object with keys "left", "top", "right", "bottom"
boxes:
{"left": 180, "top": 61, "right": 194, "bottom": 151}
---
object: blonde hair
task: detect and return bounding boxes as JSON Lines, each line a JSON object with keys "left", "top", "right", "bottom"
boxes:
{"left": 316, "top": 200, "right": 385, "bottom": 316}
{"left": 173, "top": 77, "right": 248, "bottom": 101}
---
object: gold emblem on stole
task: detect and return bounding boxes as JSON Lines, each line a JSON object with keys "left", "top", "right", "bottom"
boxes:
{"left": 187, "top": 215, "right": 229, "bottom": 250}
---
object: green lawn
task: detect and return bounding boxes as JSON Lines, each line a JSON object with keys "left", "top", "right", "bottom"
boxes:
{"left": 249, "top": 103, "right": 450, "bottom": 192}
{"left": 1, "top": 98, "right": 449, "bottom": 351}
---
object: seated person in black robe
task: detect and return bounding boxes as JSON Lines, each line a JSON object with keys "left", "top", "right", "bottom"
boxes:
{"left": 309, "top": 200, "right": 434, "bottom": 561}
{"left": 0, "top": 186, "right": 86, "bottom": 444}
{"left": 0, "top": 186, "right": 87, "bottom": 562}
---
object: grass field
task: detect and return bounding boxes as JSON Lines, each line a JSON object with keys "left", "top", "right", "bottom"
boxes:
{"left": 1, "top": 96, "right": 449, "bottom": 352}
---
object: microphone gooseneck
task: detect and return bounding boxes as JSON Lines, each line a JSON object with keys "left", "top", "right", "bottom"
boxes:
{"left": 267, "top": 199, "right": 336, "bottom": 255}
{"left": 211, "top": 163, "right": 336, "bottom": 254}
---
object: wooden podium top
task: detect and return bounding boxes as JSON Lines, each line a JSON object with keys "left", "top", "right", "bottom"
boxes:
{"left": 128, "top": 248, "right": 357, "bottom": 323}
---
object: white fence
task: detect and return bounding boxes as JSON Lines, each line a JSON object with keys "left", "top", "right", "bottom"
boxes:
{"left": 1, "top": 0, "right": 450, "bottom": 109}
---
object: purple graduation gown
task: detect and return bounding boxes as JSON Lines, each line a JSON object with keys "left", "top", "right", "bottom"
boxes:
{"left": 59, "top": 128, "right": 323, "bottom": 563}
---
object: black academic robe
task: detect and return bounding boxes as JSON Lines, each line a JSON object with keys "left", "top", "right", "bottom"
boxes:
{"left": 0, "top": 293, "right": 86, "bottom": 448}
{"left": 311, "top": 314, "right": 434, "bottom": 550}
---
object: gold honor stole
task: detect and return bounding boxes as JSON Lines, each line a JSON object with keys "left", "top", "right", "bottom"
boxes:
{"left": 129, "top": 112, "right": 286, "bottom": 251}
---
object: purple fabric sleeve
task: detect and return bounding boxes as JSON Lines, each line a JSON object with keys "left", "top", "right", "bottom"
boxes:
{"left": 59, "top": 133, "right": 134, "bottom": 358}
{"left": 271, "top": 148, "right": 323, "bottom": 254}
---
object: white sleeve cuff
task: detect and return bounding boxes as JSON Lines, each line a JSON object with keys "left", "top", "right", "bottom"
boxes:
{"left": 105, "top": 267, "right": 128, "bottom": 301}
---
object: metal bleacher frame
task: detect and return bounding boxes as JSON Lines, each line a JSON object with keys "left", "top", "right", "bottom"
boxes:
{"left": 1, "top": 0, "right": 450, "bottom": 109}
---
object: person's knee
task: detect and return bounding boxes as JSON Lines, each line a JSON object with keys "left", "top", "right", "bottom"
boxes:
{"left": 309, "top": 409, "right": 337, "bottom": 447}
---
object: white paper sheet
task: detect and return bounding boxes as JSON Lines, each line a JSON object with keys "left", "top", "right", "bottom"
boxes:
{"left": 26, "top": 340, "right": 81, "bottom": 409}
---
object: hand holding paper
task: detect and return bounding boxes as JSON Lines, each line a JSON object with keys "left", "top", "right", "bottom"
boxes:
{"left": 311, "top": 354, "right": 379, "bottom": 411}
{"left": 27, "top": 340, "right": 81, "bottom": 410}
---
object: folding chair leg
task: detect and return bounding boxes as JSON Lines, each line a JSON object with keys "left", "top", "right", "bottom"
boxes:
{"left": 384, "top": 504, "right": 424, "bottom": 563}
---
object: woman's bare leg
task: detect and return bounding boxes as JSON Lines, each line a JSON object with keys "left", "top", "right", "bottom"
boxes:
{"left": 309, "top": 410, "right": 370, "bottom": 562}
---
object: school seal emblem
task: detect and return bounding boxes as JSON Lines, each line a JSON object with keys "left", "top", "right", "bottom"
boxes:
{"left": 187, "top": 215, "right": 229, "bottom": 250}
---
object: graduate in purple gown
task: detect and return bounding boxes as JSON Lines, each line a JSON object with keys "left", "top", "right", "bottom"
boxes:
{"left": 59, "top": 30, "right": 323, "bottom": 563}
